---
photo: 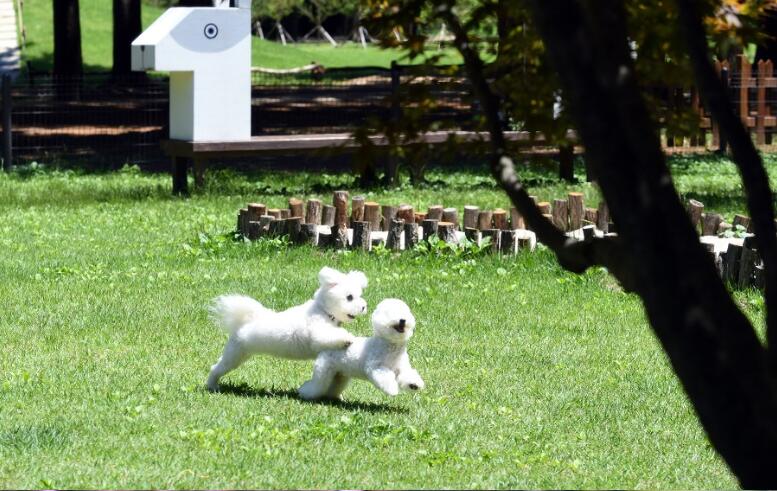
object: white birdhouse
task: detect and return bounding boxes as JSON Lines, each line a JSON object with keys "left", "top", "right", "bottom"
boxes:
{"left": 131, "top": 0, "right": 251, "bottom": 141}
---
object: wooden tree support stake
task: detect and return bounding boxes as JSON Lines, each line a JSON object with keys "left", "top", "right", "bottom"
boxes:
{"left": 305, "top": 199, "right": 322, "bottom": 225}
{"left": 442, "top": 208, "right": 459, "bottom": 229}
{"left": 421, "top": 219, "right": 439, "bottom": 241}
{"left": 288, "top": 198, "right": 304, "bottom": 221}
{"left": 492, "top": 208, "right": 508, "bottom": 230}
{"left": 386, "top": 219, "right": 404, "bottom": 251}
{"left": 568, "top": 192, "right": 584, "bottom": 230}
{"left": 464, "top": 206, "right": 480, "bottom": 230}
{"left": 364, "top": 202, "right": 381, "bottom": 231}
{"left": 404, "top": 222, "right": 419, "bottom": 249}
{"left": 322, "top": 205, "right": 336, "bottom": 227}
{"left": 477, "top": 210, "right": 493, "bottom": 230}
{"left": 437, "top": 221, "right": 457, "bottom": 244}
{"left": 352, "top": 221, "right": 371, "bottom": 251}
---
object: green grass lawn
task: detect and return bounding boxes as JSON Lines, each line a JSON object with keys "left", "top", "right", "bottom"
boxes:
{"left": 0, "top": 155, "right": 769, "bottom": 488}
{"left": 20, "top": 0, "right": 459, "bottom": 72}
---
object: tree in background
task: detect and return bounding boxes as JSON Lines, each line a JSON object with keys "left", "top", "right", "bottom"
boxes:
{"left": 299, "top": 0, "right": 342, "bottom": 45}
{"left": 53, "top": 0, "right": 82, "bottom": 76}
{"left": 366, "top": 0, "right": 777, "bottom": 485}
{"left": 112, "top": 0, "right": 142, "bottom": 75}
{"left": 253, "top": 0, "right": 301, "bottom": 44}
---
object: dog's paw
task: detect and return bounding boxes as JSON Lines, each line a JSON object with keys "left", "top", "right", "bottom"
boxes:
{"left": 205, "top": 382, "right": 221, "bottom": 392}
{"left": 398, "top": 370, "right": 425, "bottom": 392}
{"left": 334, "top": 330, "right": 356, "bottom": 349}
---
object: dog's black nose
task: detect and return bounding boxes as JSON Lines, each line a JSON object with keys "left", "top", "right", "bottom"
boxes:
{"left": 399, "top": 319, "right": 406, "bottom": 327}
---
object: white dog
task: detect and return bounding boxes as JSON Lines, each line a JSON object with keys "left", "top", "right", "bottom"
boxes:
{"left": 206, "top": 267, "right": 368, "bottom": 391}
{"left": 298, "top": 298, "right": 425, "bottom": 400}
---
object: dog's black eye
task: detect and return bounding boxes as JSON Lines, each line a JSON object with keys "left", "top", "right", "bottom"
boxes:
{"left": 346, "top": 294, "right": 353, "bottom": 301}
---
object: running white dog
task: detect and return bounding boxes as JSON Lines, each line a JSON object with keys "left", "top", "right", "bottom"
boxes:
{"left": 298, "top": 298, "right": 425, "bottom": 400}
{"left": 206, "top": 267, "right": 368, "bottom": 391}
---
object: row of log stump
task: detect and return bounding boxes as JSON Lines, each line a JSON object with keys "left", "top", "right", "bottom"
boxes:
{"left": 232, "top": 191, "right": 766, "bottom": 288}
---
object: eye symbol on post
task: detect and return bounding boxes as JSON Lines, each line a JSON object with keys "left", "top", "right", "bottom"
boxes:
{"left": 204, "top": 23, "right": 219, "bottom": 39}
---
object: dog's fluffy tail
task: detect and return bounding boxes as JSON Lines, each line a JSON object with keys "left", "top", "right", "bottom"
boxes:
{"left": 209, "top": 294, "right": 267, "bottom": 335}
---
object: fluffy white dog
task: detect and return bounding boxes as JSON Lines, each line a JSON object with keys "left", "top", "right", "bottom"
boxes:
{"left": 298, "top": 298, "right": 425, "bottom": 400}
{"left": 206, "top": 266, "right": 368, "bottom": 391}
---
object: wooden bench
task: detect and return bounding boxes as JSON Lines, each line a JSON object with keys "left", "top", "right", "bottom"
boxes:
{"left": 160, "top": 130, "right": 545, "bottom": 194}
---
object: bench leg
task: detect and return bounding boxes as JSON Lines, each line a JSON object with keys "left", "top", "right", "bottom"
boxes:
{"left": 193, "top": 157, "right": 207, "bottom": 189}
{"left": 172, "top": 156, "right": 189, "bottom": 196}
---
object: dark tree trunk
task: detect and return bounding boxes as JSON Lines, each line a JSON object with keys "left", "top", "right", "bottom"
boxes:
{"left": 528, "top": 0, "right": 777, "bottom": 486}
{"left": 53, "top": 0, "right": 83, "bottom": 76}
{"left": 112, "top": 0, "right": 142, "bottom": 75}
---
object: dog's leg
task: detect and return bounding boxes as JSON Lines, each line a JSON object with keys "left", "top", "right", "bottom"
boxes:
{"left": 298, "top": 357, "right": 337, "bottom": 400}
{"left": 206, "top": 337, "right": 249, "bottom": 391}
{"left": 396, "top": 353, "right": 425, "bottom": 391}
{"left": 309, "top": 326, "right": 355, "bottom": 352}
{"left": 366, "top": 367, "right": 400, "bottom": 396}
{"left": 324, "top": 373, "right": 351, "bottom": 400}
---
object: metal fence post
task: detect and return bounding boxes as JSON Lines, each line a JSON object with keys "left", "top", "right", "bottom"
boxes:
{"left": 2, "top": 74, "right": 12, "bottom": 171}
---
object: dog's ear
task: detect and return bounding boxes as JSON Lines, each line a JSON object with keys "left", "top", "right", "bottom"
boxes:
{"left": 319, "top": 267, "right": 344, "bottom": 289}
{"left": 347, "top": 271, "right": 368, "bottom": 289}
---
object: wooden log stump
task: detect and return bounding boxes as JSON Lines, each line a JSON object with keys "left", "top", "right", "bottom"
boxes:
{"left": 421, "top": 219, "right": 439, "bottom": 241}
{"left": 464, "top": 227, "right": 479, "bottom": 244}
{"left": 351, "top": 221, "right": 371, "bottom": 251}
{"left": 322, "top": 205, "right": 336, "bottom": 227}
{"left": 404, "top": 222, "right": 419, "bottom": 249}
{"left": 247, "top": 203, "right": 266, "bottom": 223}
{"left": 584, "top": 207, "right": 598, "bottom": 225}
{"left": 279, "top": 209, "right": 291, "bottom": 219}
{"left": 718, "top": 222, "right": 732, "bottom": 235}
{"left": 738, "top": 246, "right": 758, "bottom": 288}
{"left": 596, "top": 201, "right": 609, "bottom": 233}
{"left": 537, "top": 201, "right": 551, "bottom": 215}
{"left": 268, "top": 208, "right": 282, "bottom": 219}
{"left": 333, "top": 191, "right": 349, "bottom": 229}
{"left": 364, "top": 202, "right": 381, "bottom": 231}
{"left": 288, "top": 198, "right": 304, "bottom": 221}
{"left": 286, "top": 217, "right": 303, "bottom": 243}
{"left": 542, "top": 213, "right": 553, "bottom": 223}
{"left": 582, "top": 225, "right": 596, "bottom": 241}
{"left": 755, "top": 264, "right": 766, "bottom": 289}
{"left": 247, "top": 221, "right": 261, "bottom": 240}
{"left": 305, "top": 199, "right": 322, "bottom": 225}
{"left": 552, "top": 199, "right": 569, "bottom": 231}
{"left": 464, "top": 206, "right": 480, "bottom": 230}
{"left": 387, "top": 219, "right": 404, "bottom": 251}
{"left": 437, "top": 221, "right": 458, "bottom": 244}
{"left": 317, "top": 229, "right": 332, "bottom": 248}
{"left": 480, "top": 229, "right": 501, "bottom": 253}
{"left": 299, "top": 223, "right": 318, "bottom": 246}
{"left": 427, "top": 205, "right": 444, "bottom": 221}
{"left": 268, "top": 218, "right": 286, "bottom": 238}
{"left": 382, "top": 205, "right": 398, "bottom": 232}
{"left": 701, "top": 213, "right": 722, "bottom": 236}
{"left": 510, "top": 207, "right": 525, "bottom": 230}
{"left": 687, "top": 199, "right": 704, "bottom": 233}
{"left": 568, "top": 192, "right": 584, "bottom": 230}
{"left": 238, "top": 208, "right": 248, "bottom": 235}
{"left": 733, "top": 214, "right": 752, "bottom": 232}
{"left": 477, "top": 210, "right": 493, "bottom": 231}
{"left": 492, "top": 208, "right": 508, "bottom": 230}
{"left": 724, "top": 243, "right": 743, "bottom": 284}
{"left": 331, "top": 225, "right": 349, "bottom": 250}
{"left": 414, "top": 212, "right": 427, "bottom": 223}
{"left": 442, "top": 208, "right": 459, "bottom": 229}
{"left": 351, "top": 196, "right": 365, "bottom": 225}
{"left": 397, "top": 205, "right": 415, "bottom": 224}
{"left": 258, "top": 215, "right": 274, "bottom": 238}
{"left": 500, "top": 229, "right": 517, "bottom": 254}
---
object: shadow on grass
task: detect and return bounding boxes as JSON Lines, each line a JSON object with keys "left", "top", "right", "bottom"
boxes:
{"left": 214, "top": 382, "right": 409, "bottom": 414}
